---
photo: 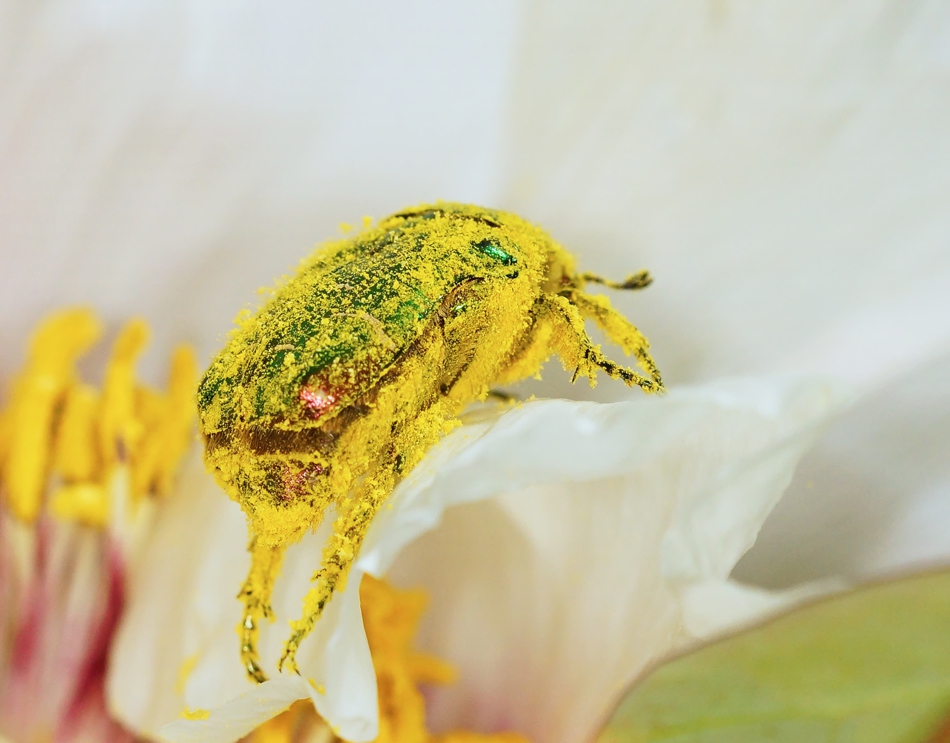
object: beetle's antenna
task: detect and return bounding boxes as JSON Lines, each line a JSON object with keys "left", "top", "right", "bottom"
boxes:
{"left": 580, "top": 270, "right": 652, "bottom": 291}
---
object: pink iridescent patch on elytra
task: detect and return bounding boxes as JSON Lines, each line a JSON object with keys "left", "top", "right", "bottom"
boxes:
{"left": 298, "top": 385, "right": 337, "bottom": 419}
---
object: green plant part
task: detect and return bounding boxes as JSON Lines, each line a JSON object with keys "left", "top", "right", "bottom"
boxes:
{"left": 196, "top": 202, "right": 664, "bottom": 682}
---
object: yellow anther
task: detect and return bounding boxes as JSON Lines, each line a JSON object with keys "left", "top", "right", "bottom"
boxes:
{"left": 131, "top": 387, "right": 163, "bottom": 499}
{"left": 3, "top": 308, "right": 102, "bottom": 523}
{"left": 249, "top": 706, "right": 298, "bottom": 743}
{"left": 48, "top": 483, "right": 109, "bottom": 528}
{"left": 245, "top": 701, "right": 328, "bottom": 743}
{"left": 99, "top": 318, "right": 149, "bottom": 471}
{"left": 361, "top": 576, "right": 453, "bottom": 743}
{"left": 131, "top": 343, "right": 196, "bottom": 499}
{"left": 154, "top": 345, "right": 198, "bottom": 495}
{"left": 433, "top": 733, "right": 530, "bottom": 743}
{"left": 406, "top": 654, "right": 456, "bottom": 687}
{"left": 3, "top": 310, "right": 196, "bottom": 531}
{"left": 53, "top": 383, "right": 101, "bottom": 482}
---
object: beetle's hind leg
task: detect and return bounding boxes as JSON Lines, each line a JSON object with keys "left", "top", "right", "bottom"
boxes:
{"left": 240, "top": 537, "right": 286, "bottom": 682}
{"left": 279, "top": 458, "right": 400, "bottom": 675}
{"left": 541, "top": 293, "right": 663, "bottom": 394}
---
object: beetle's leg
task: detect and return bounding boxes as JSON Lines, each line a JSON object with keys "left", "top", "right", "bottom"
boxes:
{"left": 277, "top": 329, "right": 456, "bottom": 674}
{"left": 239, "top": 536, "right": 286, "bottom": 683}
{"left": 579, "top": 269, "right": 653, "bottom": 291}
{"left": 493, "top": 312, "right": 557, "bottom": 387}
{"left": 278, "top": 459, "right": 398, "bottom": 675}
{"left": 540, "top": 293, "right": 662, "bottom": 393}
{"left": 568, "top": 290, "right": 663, "bottom": 392}
{"left": 486, "top": 388, "right": 520, "bottom": 403}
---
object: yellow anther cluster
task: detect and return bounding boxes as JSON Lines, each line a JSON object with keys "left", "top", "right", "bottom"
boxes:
{"left": 244, "top": 576, "right": 529, "bottom": 743}
{"left": 360, "top": 575, "right": 457, "bottom": 743}
{"left": 0, "top": 308, "right": 197, "bottom": 529}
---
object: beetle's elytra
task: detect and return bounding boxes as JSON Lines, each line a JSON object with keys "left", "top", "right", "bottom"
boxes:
{"left": 197, "top": 203, "right": 663, "bottom": 681}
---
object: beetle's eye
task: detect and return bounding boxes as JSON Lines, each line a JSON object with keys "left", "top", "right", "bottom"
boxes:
{"left": 472, "top": 239, "right": 516, "bottom": 266}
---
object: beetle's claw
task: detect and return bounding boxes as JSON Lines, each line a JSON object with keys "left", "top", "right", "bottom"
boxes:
{"left": 278, "top": 636, "right": 302, "bottom": 676}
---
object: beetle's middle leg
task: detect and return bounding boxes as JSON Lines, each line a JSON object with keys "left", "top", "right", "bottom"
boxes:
{"left": 240, "top": 536, "right": 286, "bottom": 683}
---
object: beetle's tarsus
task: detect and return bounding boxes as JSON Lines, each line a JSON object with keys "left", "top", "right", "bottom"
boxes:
{"left": 570, "top": 290, "right": 664, "bottom": 393}
{"left": 239, "top": 537, "right": 286, "bottom": 683}
{"left": 278, "top": 630, "right": 305, "bottom": 675}
{"left": 242, "top": 613, "right": 268, "bottom": 683}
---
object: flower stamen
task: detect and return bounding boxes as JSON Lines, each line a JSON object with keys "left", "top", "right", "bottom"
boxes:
{"left": 0, "top": 308, "right": 197, "bottom": 531}
{"left": 0, "top": 307, "right": 198, "bottom": 741}
{"left": 1, "top": 308, "right": 102, "bottom": 523}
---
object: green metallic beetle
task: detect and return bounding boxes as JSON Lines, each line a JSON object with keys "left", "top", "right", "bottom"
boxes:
{"left": 197, "top": 202, "right": 663, "bottom": 681}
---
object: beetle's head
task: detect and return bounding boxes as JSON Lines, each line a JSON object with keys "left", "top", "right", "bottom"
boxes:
{"left": 386, "top": 202, "right": 581, "bottom": 292}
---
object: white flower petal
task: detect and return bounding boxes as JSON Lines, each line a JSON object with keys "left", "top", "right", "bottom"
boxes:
{"left": 115, "top": 376, "right": 846, "bottom": 743}
{"left": 159, "top": 675, "right": 311, "bottom": 743}
{"left": 107, "top": 454, "right": 249, "bottom": 735}
{"left": 677, "top": 578, "right": 844, "bottom": 639}
{"left": 382, "top": 378, "right": 846, "bottom": 743}
{"left": 736, "top": 349, "right": 950, "bottom": 585}
{"left": 501, "top": 0, "right": 950, "bottom": 586}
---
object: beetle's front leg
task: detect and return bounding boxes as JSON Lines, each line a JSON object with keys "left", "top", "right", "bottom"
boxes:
{"left": 569, "top": 290, "right": 663, "bottom": 392}
{"left": 540, "top": 293, "right": 663, "bottom": 394}
{"left": 240, "top": 536, "right": 286, "bottom": 683}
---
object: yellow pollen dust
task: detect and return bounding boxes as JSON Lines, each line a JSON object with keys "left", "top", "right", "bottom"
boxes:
{"left": 243, "top": 576, "right": 529, "bottom": 743}
{"left": 0, "top": 308, "right": 197, "bottom": 529}
{"left": 182, "top": 708, "right": 211, "bottom": 721}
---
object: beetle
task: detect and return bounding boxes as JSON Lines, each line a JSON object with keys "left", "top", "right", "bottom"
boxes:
{"left": 197, "top": 202, "right": 663, "bottom": 682}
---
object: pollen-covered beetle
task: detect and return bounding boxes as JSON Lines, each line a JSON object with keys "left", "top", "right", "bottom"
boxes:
{"left": 197, "top": 203, "right": 663, "bottom": 681}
